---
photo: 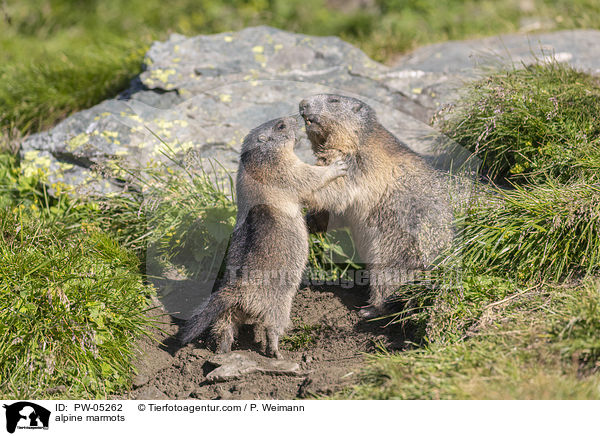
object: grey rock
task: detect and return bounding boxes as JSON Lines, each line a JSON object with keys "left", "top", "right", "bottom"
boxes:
{"left": 206, "top": 353, "right": 259, "bottom": 382}
{"left": 205, "top": 351, "right": 304, "bottom": 383}
{"left": 388, "top": 30, "right": 600, "bottom": 120}
{"left": 20, "top": 26, "right": 477, "bottom": 198}
{"left": 393, "top": 29, "right": 600, "bottom": 74}
{"left": 21, "top": 29, "right": 600, "bottom": 197}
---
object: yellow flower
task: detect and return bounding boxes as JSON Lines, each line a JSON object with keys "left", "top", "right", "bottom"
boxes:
{"left": 510, "top": 164, "right": 524, "bottom": 174}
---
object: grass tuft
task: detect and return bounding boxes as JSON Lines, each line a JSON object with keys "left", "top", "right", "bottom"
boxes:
{"left": 456, "top": 180, "right": 600, "bottom": 282}
{"left": 281, "top": 323, "right": 320, "bottom": 351}
{"left": 345, "top": 279, "right": 600, "bottom": 399}
{"left": 0, "top": 208, "right": 155, "bottom": 399}
{"left": 437, "top": 61, "right": 600, "bottom": 184}
{"left": 353, "top": 61, "right": 600, "bottom": 399}
{"left": 0, "top": 42, "right": 145, "bottom": 133}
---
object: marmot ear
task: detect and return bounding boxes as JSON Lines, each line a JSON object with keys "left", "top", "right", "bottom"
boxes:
{"left": 352, "top": 102, "right": 364, "bottom": 113}
{"left": 258, "top": 134, "right": 268, "bottom": 143}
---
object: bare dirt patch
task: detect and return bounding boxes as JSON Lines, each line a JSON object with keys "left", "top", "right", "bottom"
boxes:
{"left": 123, "top": 285, "right": 413, "bottom": 400}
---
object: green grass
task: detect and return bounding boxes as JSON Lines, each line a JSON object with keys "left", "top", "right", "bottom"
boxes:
{"left": 437, "top": 63, "right": 600, "bottom": 283}
{"left": 89, "top": 149, "right": 238, "bottom": 277}
{"left": 345, "top": 280, "right": 600, "bottom": 399}
{"left": 0, "top": 43, "right": 145, "bottom": 133}
{"left": 0, "top": 207, "right": 155, "bottom": 399}
{"left": 281, "top": 323, "right": 320, "bottom": 351}
{"left": 437, "top": 61, "right": 600, "bottom": 184}
{"left": 3, "top": 0, "right": 600, "bottom": 134}
{"left": 0, "top": 134, "right": 357, "bottom": 398}
{"left": 0, "top": 142, "right": 164, "bottom": 398}
{"left": 3, "top": 0, "right": 600, "bottom": 400}
{"left": 456, "top": 180, "right": 600, "bottom": 282}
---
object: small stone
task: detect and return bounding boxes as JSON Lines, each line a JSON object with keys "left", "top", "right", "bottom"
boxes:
{"left": 206, "top": 354, "right": 259, "bottom": 382}
{"left": 261, "top": 359, "right": 301, "bottom": 375}
{"left": 176, "top": 391, "right": 192, "bottom": 400}
{"left": 46, "top": 385, "right": 67, "bottom": 395}
{"left": 220, "top": 390, "right": 233, "bottom": 400}
{"left": 191, "top": 348, "right": 210, "bottom": 358}
{"left": 134, "top": 385, "right": 169, "bottom": 400}
{"left": 132, "top": 374, "right": 150, "bottom": 388}
{"left": 302, "top": 354, "right": 313, "bottom": 363}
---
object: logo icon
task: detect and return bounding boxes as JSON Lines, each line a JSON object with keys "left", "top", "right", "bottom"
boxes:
{"left": 2, "top": 402, "right": 50, "bottom": 434}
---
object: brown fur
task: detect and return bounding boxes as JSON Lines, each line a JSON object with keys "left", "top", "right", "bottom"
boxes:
{"left": 300, "top": 94, "right": 453, "bottom": 317}
{"left": 180, "top": 117, "right": 347, "bottom": 357}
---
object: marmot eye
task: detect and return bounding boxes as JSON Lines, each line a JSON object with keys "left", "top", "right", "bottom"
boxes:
{"left": 328, "top": 97, "right": 340, "bottom": 103}
{"left": 276, "top": 121, "right": 286, "bottom": 131}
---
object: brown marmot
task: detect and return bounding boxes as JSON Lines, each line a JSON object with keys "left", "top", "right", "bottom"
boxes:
{"left": 180, "top": 116, "right": 348, "bottom": 358}
{"left": 299, "top": 94, "right": 453, "bottom": 318}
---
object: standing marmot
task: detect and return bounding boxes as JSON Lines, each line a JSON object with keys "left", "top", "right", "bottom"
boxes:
{"left": 299, "top": 94, "right": 453, "bottom": 318}
{"left": 180, "top": 117, "right": 348, "bottom": 358}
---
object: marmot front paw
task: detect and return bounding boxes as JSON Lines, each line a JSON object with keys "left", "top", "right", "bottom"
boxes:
{"left": 330, "top": 159, "right": 349, "bottom": 178}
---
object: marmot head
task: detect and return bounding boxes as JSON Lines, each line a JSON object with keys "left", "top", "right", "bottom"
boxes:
{"left": 240, "top": 116, "right": 297, "bottom": 176}
{"left": 241, "top": 116, "right": 296, "bottom": 157}
{"left": 299, "top": 94, "right": 376, "bottom": 154}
